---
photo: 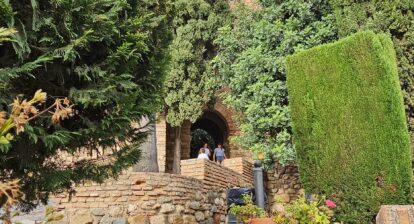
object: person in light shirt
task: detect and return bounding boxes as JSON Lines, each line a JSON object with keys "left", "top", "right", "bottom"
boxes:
{"left": 197, "top": 148, "right": 209, "bottom": 160}
{"left": 199, "top": 143, "right": 211, "bottom": 159}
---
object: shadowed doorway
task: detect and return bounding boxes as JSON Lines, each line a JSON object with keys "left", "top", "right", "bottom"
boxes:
{"left": 190, "top": 111, "right": 228, "bottom": 158}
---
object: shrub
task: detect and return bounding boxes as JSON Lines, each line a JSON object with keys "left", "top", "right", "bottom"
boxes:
{"left": 273, "top": 195, "right": 335, "bottom": 224}
{"left": 286, "top": 31, "right": 412, "bottom": 223}
{"left": 229, "top": 194, "right": 267, "bottom": 223}
{"left": 330, "top": 1, "right": 414, "bottom": 148}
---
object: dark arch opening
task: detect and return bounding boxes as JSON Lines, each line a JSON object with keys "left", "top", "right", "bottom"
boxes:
{"left": 190, "top": 111, "right": 228, "bottom": 158}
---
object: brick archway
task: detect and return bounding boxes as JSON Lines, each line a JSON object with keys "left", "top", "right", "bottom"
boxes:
{"left": 179, "top": 97, "right": 239, "bottom": 161}
{"left": 190, "top": 111, "right": 228, "bottom": 158}
{"left": 157, "top": 96, "right": 240, "bottom": 173}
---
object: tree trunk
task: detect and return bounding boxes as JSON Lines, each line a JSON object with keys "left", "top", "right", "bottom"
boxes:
{"left": 133, "top": 116, "right": 159, "bottom": 172}
{"left": 172, "top": 126, "right": 181, "bottom": 174}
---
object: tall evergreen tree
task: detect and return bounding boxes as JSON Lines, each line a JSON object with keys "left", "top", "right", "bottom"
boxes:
{"left": 330, "top": 0, "right": 414, "bottom": 151}
{"left": 0, "top": 0, "right": 170, "bottom": 209}
{"left": 164, "top": 0, "right": 229, "bottom": 173}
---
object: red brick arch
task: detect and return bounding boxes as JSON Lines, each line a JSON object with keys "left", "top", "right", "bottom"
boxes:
{"left": 160, "top": 95, "right": 241, "bottom": 173}
{"left": 179, "top": 96, "right": 240, "bottom": 160}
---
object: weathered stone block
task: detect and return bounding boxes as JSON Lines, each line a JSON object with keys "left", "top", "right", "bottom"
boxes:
{"left": 99, "top": 216, "right": 114, "bottom": 224}
{"left": 183, "top": 215, "right": 196, "bottom": 224}
{"left": 157, "top": 196, "right": 172, "bottom": 204}
{"left": 188, "top": 201, "right": 200, "bottom": 210}
{"left": 112, "top": 218, "right": 128, "bottom": 224}
{"left": 274, "top": 194, "right": 290, "bottom": 203}
{"left": 210, "top": 205, "right": 217, "bottom": 213}
{"left": 109, "top": 206, "right": 124, "bottom": 217}
{"left": 376, "top": 205, "right": 414, "bottom": 224}
{"left": 176, "top": 205, "right": 185, "bottom": 214}
{"left": 195, "top": 211, "right": 205, "bottom": 221}
{"left": 160, "top": 203, "right": 175, "bottom": 214}
{"left": 91, "top": 208, "right": 105, "bottom": 216}
{"left": 150, "top": 215, "right": 168, "bottom": 224}
{"left": 168, "top": 214, "right": 184, "bottom": 224}
{"left": 128, "top": 214, "right": 150, "bottom": 224}
{"left": 70, "top": 209, "right": 93, "bottom": 224}
{"left": 205, "top": 217, "right": 214, "bottom": 224}
{"left": 127, "top": 204, "right": 138, "bottom": 214}
{"left": 194, "top": 192, "right": 203, "bottom": 201}
{"left": 271, "top": 203, "right": 285, "bottom": 213}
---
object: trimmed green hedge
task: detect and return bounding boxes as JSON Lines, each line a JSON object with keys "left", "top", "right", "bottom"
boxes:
{"left": 286, "top": 31, "right": 412, "bottom": 223}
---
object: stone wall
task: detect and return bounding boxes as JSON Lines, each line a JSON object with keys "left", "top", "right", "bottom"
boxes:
{"left": 264, "top": 163, "right": 304, "bottom": 212}
{"left": 53, "top": 172, "right": 228, "bottom": 224}
{"left": 181, "top": 158, "right": 253, "bottom": 189}
{"left": 52, "top": 158, "right": 253, "bottom": 224}
{"left": 376, "top": 205, "right": 414, "bottom": 224}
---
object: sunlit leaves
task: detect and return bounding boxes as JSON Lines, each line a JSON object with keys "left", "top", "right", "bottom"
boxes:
{"left": 214, "top": 0, "right": 337, "bottom": 166}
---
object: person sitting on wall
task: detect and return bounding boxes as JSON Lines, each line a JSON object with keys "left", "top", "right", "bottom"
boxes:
{"left": 199, "top": 142, "right": 211, "bottom": 159}
{"left": 213, "top": 143, "right": 226, "bottom": 164}
{"left": 197, "top": 148, "right": 210, "bottom": 160}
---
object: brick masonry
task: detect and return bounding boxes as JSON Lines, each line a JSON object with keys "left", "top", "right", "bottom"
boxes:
{"left": 53, "top": 172, "right": 228, "bottom": 224}
{"left": 160, "top": 94, "right": 242, "bottom": 173}
{"left": 181, "top": 158, "right": 253, "bottom": 189}
{"left": 222, "top": 157, "right": 253, "bottom": 184}
{"left": 155, "top": 114, "right": 167, "bottom": 173}
{"left": 52, "top": 158, "right": 254, "bottom": 224}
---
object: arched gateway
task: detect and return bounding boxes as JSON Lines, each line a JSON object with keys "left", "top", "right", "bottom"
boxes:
{"left": 155, "top": 97, "right": 241, "bottom": 173}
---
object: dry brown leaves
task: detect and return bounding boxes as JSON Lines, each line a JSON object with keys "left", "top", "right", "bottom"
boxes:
{"left": 0, "top": 179, "right": 22, "bottom": 208}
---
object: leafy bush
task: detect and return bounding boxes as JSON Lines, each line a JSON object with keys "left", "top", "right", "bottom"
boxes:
{"left": 229, "top": 194, "right": 267, "bottom": 223}
{"left": 213, "top": 0, "right": 337, "bottom": 166}
{"left": 273, "top": 195, "right": 335, "bottom": 224}
{"left": 286, "top": 31, "right": 412, "bottom": 223}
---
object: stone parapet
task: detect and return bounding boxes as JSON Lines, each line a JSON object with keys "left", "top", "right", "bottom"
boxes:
{"left": 181, "top": 158, "right": 253, "bottom": 190}
{"left": 376, "top": 205, "right": 414, "bottom": 224}
{"left": 222, "top": 157, "right": 253, "bottom": 184}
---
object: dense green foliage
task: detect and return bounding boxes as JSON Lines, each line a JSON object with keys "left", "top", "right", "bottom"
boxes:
{"left": 286, "top": 31, "right": 412, "bottom": 223}
{"left": 164, "top": 0, "right": 230, "bottom": 127}
{"left": 330, "top": 0, "right": 414, "bottom": 151}
{"left": 0, "top": 0, "right": 169, "bottom": 209}
{"left": 213, "top": 0, "right": 337, "bottom": 165}
{"left": 163, "top": 0, "right": 229, "bottom": 173}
